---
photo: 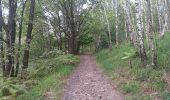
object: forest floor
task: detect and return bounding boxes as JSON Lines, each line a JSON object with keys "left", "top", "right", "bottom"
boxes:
{"left": 62, "top": 55, "right": 124, "bottom": 100}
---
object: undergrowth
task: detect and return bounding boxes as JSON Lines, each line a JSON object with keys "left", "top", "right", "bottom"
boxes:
{"left": 0, "top": 54, "right": 79, "bottom": 100}
{"left": 96, "top": 33, "right": 170, "bottom": 100}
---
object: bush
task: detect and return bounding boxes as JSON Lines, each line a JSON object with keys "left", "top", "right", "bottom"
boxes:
{"left": 28, "top": 54, "right": 79, "bottom": 79}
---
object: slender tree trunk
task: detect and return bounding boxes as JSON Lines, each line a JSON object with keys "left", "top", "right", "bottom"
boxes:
{"left": 115, "top": 0, "right": 119, "bottom": 46}
{"left": 146, "top": 0, "right": 157, "bottom": 66}
{"left": 6, "top": 0, "right": 17, "bottom": 77}
{"left": 125, "top": 0, "right": 134, "bottom": 43}
{"left": 135, "top": 0, "right": 147, "bottom": 63}
{"left": 143, "top": 1, "right": 149, "bottom": 48}
{"left": 166, "top": 0, "right": 170, "bottom": 30}
{"left": 59, "top": 32, "right": 62, "bottom": 50}
{"left": 160, "top": 0, "right": 168, "bottom": 38}
{"left": 103, "top": 2, "right": 112, "bottom": 50}
{"left": 15, "top": 0, "right": 27, "bottom": 77}
{"left": 0, "top": 0, "right": 5, "bottom": 76}
{"left": 22, "top": 0, "right": 35, "bottom": 69}
{"left": 65, "top": 33, "right": 67, "bottom": 54}
{"left": 125, "top": 20, "right": 128, "bottom": 40}
{"left": 156, "top": 0, "right": 162, "bottom": 34}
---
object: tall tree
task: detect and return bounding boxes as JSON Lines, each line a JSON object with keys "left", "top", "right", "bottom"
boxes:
{"left": 124, "top": 0, "right": 133, "bottom": 42}
{"left": 115, "top": 0, "right": 119, "bottom": 46}
{"left": 102, "top": 1, "right": 112, "bottom": 50}
{"left": 160, "top": 0, "right": 168, "bottom": 38}
{"left": 0, "top": 0, "right": 5, "bottom": 76}
{"left": 15, "top": 0, "right": 27, "bottom": 76}
{"left": 22, "top": 0, "right": 35, "bottom": 69}
{"left": 135, "top": 0, "right": 147, "bottom": 63}
{"left": 166, "top": 0, "right": 170, "bottom": 30}
{"left": 146, "top": 0, "right": 157, "bottom": 66}
{"left": 5, "top": 0, "right": 18, "bottom": 77}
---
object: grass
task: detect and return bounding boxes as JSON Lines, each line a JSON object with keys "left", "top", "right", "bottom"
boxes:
{"left": 0, "top": 54, "right": 79, "bottom": 100}
{"left": 120, "top": 81, "right": 140, "bottom": 94}
{"left": 96, "top": 32, "right": 170, "bottom": 99}
{"left": 16, "top": 65, "right": 74, "bottom": 100}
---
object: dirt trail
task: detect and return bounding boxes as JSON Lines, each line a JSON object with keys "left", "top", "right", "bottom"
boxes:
{"left": 63, "top": 55, "right": 124, "bottom": 100}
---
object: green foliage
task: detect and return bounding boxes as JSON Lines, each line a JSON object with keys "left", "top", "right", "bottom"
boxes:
{"left": 120, "top": 81, "right": 140, "bottom": 94}
{"left": 0, "top": 54, "right": 79, "bottom": 99}
{"left": 29, "top": 33, "right": 57, "bottom": 59}
{"left": 135, "top": 68, "right": 151, "bottom": 81}
{"left": 79, "top": 33, "right": 94, "bottom": 46}
{"left": 121, "top": 50, "right": 137, "bottom": 60}
{"left": 0, "top": 80, "right": 27, "bottom": 99}
{"left": 157, "top": 33, "right": 170, "bottom": 70}
{"left": 96, "top": 37, "right": 170, "bottom": 98}
{"left": 162, "top": 92, "right": 170, "bottom": 100}
{"left": 149, "top": 70, "right": 166, "bottom": 91}
{"left": 96, "top": 43, "right": 135, "bottom": 72}
{"left": 125, "top": 95, "right": 153, "bottom": 100}
{"left": 28, "top": 54, "right": 79, "bottom": 79}
{"left": 16, "top": 54, "right": 79, "bottom": 99}
{"left": 41, "top": 49, "right": 63, "bottom": 58}
{"left": 17, "top": 65, "right": 74, "bottom": 100}
{"left": 1, "top": 87, "right": 11, "bottom": 96}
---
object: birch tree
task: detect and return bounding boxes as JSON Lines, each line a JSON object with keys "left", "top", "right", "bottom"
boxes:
{"left": 135, "top": 0, "right": 147, "bottom": 63}
{"left": 146, "top": 0, "right": 157, "bottom": 66}
{"left": 160, "top": 0, "right": 168, "bottom": 38}
{"left": 124, "top": 0, "right": 133, "bottom": 41}
{"left": 166, "top": 0, "right": 170, "bottom": 30}
{"left": 115, "top": 0, "right": 119, "bottom": 46}
{"left": 102, "top": 1, "right": 112, "bottom": 50}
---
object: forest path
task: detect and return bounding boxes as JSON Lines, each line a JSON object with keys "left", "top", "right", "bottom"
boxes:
{"left": 63, "top": 55, "right": 124, "bottom": 100}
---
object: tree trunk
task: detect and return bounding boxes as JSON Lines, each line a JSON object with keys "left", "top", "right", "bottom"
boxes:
{"left": 156, "top": 0, "right": 162, "bottom": 34}
{"left": 103, "top": 2, "right": 112, "bottom": 50}
{"left": 15, "top": 0, "right": 27, "bottom": 77}
{"left": 70, "top": 0, "right": 78, "bottom": 55}
{"left": 160, "top": 0, "right": 168, "bottom": 38}
{"left": 146, "top": 0, "right": 157, "bottom": 66}
{"left": 22, "top": 0, "right": 35, "bottom": 69}
{"left": 135, "top": 0, "right": 147, "bottom": 63}
{"left": 115, "top": 0, "right": 119, "bottom": 47}
{"left": 0, "top": 0, "right": 5, "bottom": 76}
{"left": 6, "top": 0, "right": 17, "bottom": 77}
{"left": 59, "top": 32, "right": 62, "bottom": 50}
{"left": 125, "top": 0, "right": 133, "bottom": 43}
{"left": 166, "top": 0, "right": 170, "bottom": 30}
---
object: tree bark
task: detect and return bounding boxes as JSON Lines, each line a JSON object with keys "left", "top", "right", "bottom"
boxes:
{"left": 166, "top": 0, "right": 170, "bottom": 30}
{"left": 146, "top": 0, "right": 157, "bottom": 66}
{"left": 124, "top": 0, "right": 134, "bottom": 43}
{"left": 6, "top": 0, "right": 17, "bottom": 77}
{"left": 115, "top": 0, "right": 119, "bottom": 47}
{"left": 0, "top": 0, "right": 5, "bottom": 76}
{"left": 22, "top": 0, "right": 35, "bottom": 69}
{"left": 156, "top": 0, "right": 162, "bottom": 34}
{"left": 160, "top": 0, "right": 168, "bottom": 38}
{"left": 15, "top": 0, "right": 27, "bottom": 77}
{"left": 135, "top": 0, "right": 147, "bottom": 63}
{"left": 103, "top": 2, "right": 112, "bottom": 50}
